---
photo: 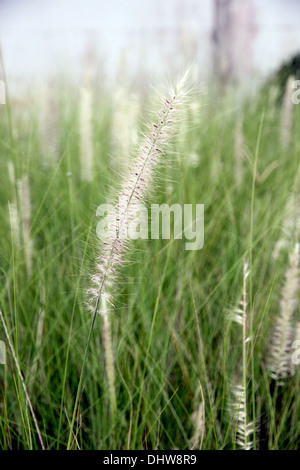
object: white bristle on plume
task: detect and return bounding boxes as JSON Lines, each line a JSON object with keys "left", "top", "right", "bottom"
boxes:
{"left": 268, "top": 243, "right": 300, "bottom": 383}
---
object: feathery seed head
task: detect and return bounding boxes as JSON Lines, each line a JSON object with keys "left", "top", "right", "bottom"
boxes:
{"left": 232, "top": 384, "right": 253, "bottom": 450}
{"left": 268, "top": 243, "right": 300, "bottom": 382}
{"left": 87, "top": 73, "right": 189, "bottom": 315}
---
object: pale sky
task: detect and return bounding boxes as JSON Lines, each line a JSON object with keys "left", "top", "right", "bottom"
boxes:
{"left": 1, "top": 0, "right": 300, "bottom": 88}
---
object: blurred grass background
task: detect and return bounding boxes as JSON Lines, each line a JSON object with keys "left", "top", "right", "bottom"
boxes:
{"left": 0, "top": 73, "right": 299, "bottom": 449}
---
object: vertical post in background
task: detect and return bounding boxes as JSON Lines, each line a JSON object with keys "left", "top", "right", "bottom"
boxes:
{"left": 212, "top": 0, "right": 235, "bottom": 85}
{"left": 211, "top": 0, "right": 256, "bottom": 86}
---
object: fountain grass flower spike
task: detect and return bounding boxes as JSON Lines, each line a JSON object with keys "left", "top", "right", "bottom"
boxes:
{"left": 87, "top": 72, "right": 189, "bottom": 421}
{"left": 87, "top": 71, "right": 190, "bottom": 314}
{"left": 231, "top": 262, "right": 253, "bottom": 450}
{"left": 68, "top": 71, "right": 191, "bottom": 447}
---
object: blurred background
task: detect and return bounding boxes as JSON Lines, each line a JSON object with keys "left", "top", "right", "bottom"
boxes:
{"left": 1, "top": 0, "right": 300, "bottom": 93}
{"left": 0, "top": 0, "right": 300, "bottom": 451}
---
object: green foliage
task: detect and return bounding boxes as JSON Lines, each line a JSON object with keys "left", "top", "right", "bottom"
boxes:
{"left": 0, "top": 81, "right": 299, "bottom": 449}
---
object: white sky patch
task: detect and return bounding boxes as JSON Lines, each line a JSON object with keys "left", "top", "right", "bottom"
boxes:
{"left": 0, "top": 0, "right": 300, "bottom": 89}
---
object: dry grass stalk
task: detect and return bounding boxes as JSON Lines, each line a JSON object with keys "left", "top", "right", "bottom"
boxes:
{"left": 280, "top": 75, "right": 294, "bottom": 150}
{"left": 17, "top": 174, "right": 33, "bottom": 278}
{"left": 7, "top": 162, "right": 20, "bottom": 248}
{"left": 190, "top": 382, "right": 205, "bottom": 450}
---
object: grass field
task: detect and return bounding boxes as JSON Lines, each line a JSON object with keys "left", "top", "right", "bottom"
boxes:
{"left": 0, "top": 73, "right": 299, "bottom": 450}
